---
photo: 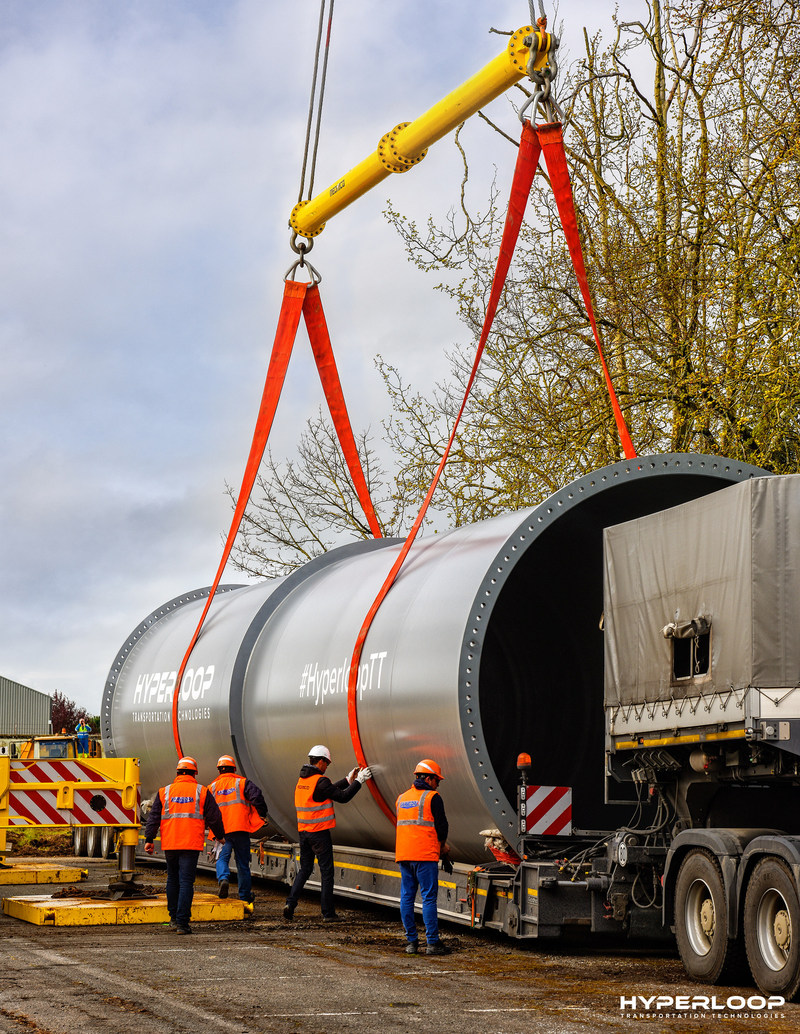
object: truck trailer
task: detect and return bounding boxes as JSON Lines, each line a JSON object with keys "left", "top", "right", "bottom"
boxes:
{"left": 100, "top": 453, "right": 800, "bottom": 1000}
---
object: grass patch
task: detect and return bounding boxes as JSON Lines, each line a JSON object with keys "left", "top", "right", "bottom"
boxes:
{"left": 5, "top": 828, "right": 72, "bottom": 856}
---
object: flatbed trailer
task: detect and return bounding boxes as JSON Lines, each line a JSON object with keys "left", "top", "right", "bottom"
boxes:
{"left": 139, "top": 831, "right": 630, "bottom": 940}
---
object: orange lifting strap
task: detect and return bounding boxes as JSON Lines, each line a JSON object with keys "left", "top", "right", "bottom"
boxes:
{"left": 170, "top": 280, "right": 382, "bottom": 757}
{"left": 347, "top": 119, "right": 637, "bottom": 824}
{"left": 170, "top": 122, "right": 637, "bottom": 772}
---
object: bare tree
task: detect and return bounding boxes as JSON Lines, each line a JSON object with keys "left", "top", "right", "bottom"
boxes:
{"left": 227, "top": 411, "right": 417, "bottom": 576}
{"left": 381, "top": 0, "right": 800, "bottom": 524}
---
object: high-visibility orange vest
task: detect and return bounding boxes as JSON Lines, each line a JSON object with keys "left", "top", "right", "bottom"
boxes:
{"left": 159, "top": 775, "right": 207, "bottom": 850}
{"left": 395, "top": 787, "right": 440, "bottom": 862}
{"left": 295, "top": 772, "right": 335, "bottom": 832}
{"left": 208, "top": 773, "right": 263, "bottom": 834}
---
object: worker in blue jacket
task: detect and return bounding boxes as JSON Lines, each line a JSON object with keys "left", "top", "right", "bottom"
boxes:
{"left": 75, "top": 719, "right": 91, "bottom": 757}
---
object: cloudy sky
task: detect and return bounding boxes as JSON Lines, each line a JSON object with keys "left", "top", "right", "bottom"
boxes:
{"left": 1, "top": 0, "right": 625, "bottom": 716}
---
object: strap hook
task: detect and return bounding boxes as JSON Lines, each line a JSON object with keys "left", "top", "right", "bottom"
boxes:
{"left": 286, "top": 234, "right": 322, "bottom": 284}
{"left": 520, "top": 18, "right": 563, "bottom": 125}
{"left": 285, "top": 254, "right": 322, "bottom": 285}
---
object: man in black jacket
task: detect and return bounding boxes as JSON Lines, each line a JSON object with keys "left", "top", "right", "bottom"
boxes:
{"left": 283, "top": 744, "right": 371, "bottom": 921}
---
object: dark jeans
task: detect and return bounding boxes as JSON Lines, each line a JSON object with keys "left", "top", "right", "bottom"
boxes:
{"left": 215, "top": 830, "right": 253, "bottom": 900}
{"left": 164, "top": 849, "right": 200, "bottom": 926}
{"left": 286, "top": 829, "right": 335, "bottom": 917}
{"left": 399, "top": 860, "right": 440, "bottom": 944}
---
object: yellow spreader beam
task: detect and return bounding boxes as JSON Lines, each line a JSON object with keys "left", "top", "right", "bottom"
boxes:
{"left": 290, "top": 26, "right": 552, "bottom": 240}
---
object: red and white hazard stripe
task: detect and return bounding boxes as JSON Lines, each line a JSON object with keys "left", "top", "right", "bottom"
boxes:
{"left": 6, "top": 760, "right": 138, "bottom": 827}
{"left": 10, "top": 760, "right": 107, "bottom": 784}
{"left": 523, "top": 785, "right": 572, "bottom": 836}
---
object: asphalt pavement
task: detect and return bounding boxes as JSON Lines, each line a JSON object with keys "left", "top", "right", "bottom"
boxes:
{"left": 0, "top": 857, "right": 797, "bottom": 1034}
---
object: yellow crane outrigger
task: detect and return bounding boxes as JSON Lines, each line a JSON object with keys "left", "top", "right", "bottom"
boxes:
{"left": 289, "top": 25, "right": 555, "bottom": 241}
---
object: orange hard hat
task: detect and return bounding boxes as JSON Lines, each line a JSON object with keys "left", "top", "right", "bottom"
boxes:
{"left": 415, "top": 759, "right": 444, "bottom": 780}
{"left": 216, "top": 755, "right": 236, "bottom": 769}
{"left": 176, "top": 756, "right": 198, "bottom": 772}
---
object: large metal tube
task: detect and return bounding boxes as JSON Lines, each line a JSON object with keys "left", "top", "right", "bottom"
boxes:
{"left": 102, "top": 454, "right": 766, "bottom": 861}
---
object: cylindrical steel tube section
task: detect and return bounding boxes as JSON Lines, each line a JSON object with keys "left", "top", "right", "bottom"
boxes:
{"left": 103, "top": 454, "right": 766, "bottom": 860}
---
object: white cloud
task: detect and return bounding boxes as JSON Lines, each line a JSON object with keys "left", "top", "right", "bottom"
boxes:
{"left": 0, "top": 0, "right": 609, "bottom": 713}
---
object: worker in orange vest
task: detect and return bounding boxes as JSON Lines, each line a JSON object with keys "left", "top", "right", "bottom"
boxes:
{"left": 208, "top": 754, "right": 268, "bottom": 903}
{"left": 283, "top": 744, "right": 371, "bottom": 922}
{"left": 395, "top": 759, "right": 452, "bottom": 955}
{"left": 143, "top": 756, "right": 226, "bottom": 934}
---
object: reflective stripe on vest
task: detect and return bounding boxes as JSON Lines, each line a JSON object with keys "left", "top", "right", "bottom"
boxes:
{"left": 395, "top": 787, "right": 440, "bottom": 862}
{"left": 208, "top": 774, "right": 263, "bottom": 834}
{"left": 295, "top": 772, "right": 335, "bottom": 832}
{"left": 160, "top": 776, "right": 206, "bottom": 851}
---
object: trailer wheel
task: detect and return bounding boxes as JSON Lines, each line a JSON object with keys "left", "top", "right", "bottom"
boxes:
{"left": 72, "top": 826, "right": 87, "bottom": 857}
{"left": 674, "top": 849, "right": 743, "bottom": 984}
{"left": 744, "top": 856, "right": 800, "bottom": 1001}
{"left": 99, "top": 826, "right": 116, "bottom": 859}
{"left": 85, "top": 825, "right": 101, "bottom": 858}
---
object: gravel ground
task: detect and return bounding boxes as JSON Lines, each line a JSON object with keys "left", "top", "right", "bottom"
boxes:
{"left": 1, "top": 857, "right": 797, "bottom": 1034}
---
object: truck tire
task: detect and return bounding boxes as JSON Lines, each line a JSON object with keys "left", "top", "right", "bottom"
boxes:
{"left": 72, "top": 826, "right": 88, "bottom": 857}
{"left": 674, "top": 849, "right": 744, "bottom": 984}
{"left": 744, "top": 856, "right": 800, "bottom": 1001}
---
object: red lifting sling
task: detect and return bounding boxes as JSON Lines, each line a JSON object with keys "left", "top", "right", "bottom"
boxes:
{"left": 170, "top": 280, "right": 381, "bottom": 756}
{"left": 346, "top": 120, "right": 636, "bottom": 823}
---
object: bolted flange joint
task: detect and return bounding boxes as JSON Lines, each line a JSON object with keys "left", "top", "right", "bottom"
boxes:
{"left": 376, "top": 122, "right": 428, "bottom": 174}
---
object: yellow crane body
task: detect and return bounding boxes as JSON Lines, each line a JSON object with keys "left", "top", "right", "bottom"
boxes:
{"left": 290, "top": 26, "right": 552, "bottom": 240}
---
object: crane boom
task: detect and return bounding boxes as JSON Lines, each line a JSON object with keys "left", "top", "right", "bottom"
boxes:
{"left": 289, "top": 26, "right": 553, "bottom": 241}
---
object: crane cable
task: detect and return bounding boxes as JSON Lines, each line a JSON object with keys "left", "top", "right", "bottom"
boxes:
{"left": 291, "top": 0, "right": 335, "bottom": 258}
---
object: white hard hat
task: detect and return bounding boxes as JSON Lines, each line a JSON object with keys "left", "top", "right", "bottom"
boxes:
{"left": 308, "top": 744, "right": 332, "bottom": 762}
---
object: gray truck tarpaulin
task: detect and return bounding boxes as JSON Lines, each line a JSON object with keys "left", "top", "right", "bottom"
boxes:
{"left": 603, "top": 474, "right": 800, "bottom": 706}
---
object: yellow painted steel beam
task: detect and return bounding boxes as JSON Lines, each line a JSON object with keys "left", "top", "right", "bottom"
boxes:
{"left": 290, "top": 26, "right": 552, "bottom": 240}
{"left": 0, "top": 863, "right": 88, "bottom": 885}
{"left": 0, "top": 756, "right": 140, "bottom": 831}
{"left": 613, "top": 728, "right": 747, "bottom": 751}
{"left": 3, "top": 892, "right": 252, "bottom": 926}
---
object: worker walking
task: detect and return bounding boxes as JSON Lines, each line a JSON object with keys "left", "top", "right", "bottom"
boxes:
{"left": 143, "top": 756, "right": 225, "bottom": 934}
{"left": 75, "top": 718, "right": 91, "bottom": 758}
{"left": 283, "top": 744, "right": 371, "bottom": 922}
{"left": 395, "top": 759, "right": 452, "bottom": 955}
{"left": 208, "top": 754, "right": 268, "bottom": 903}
